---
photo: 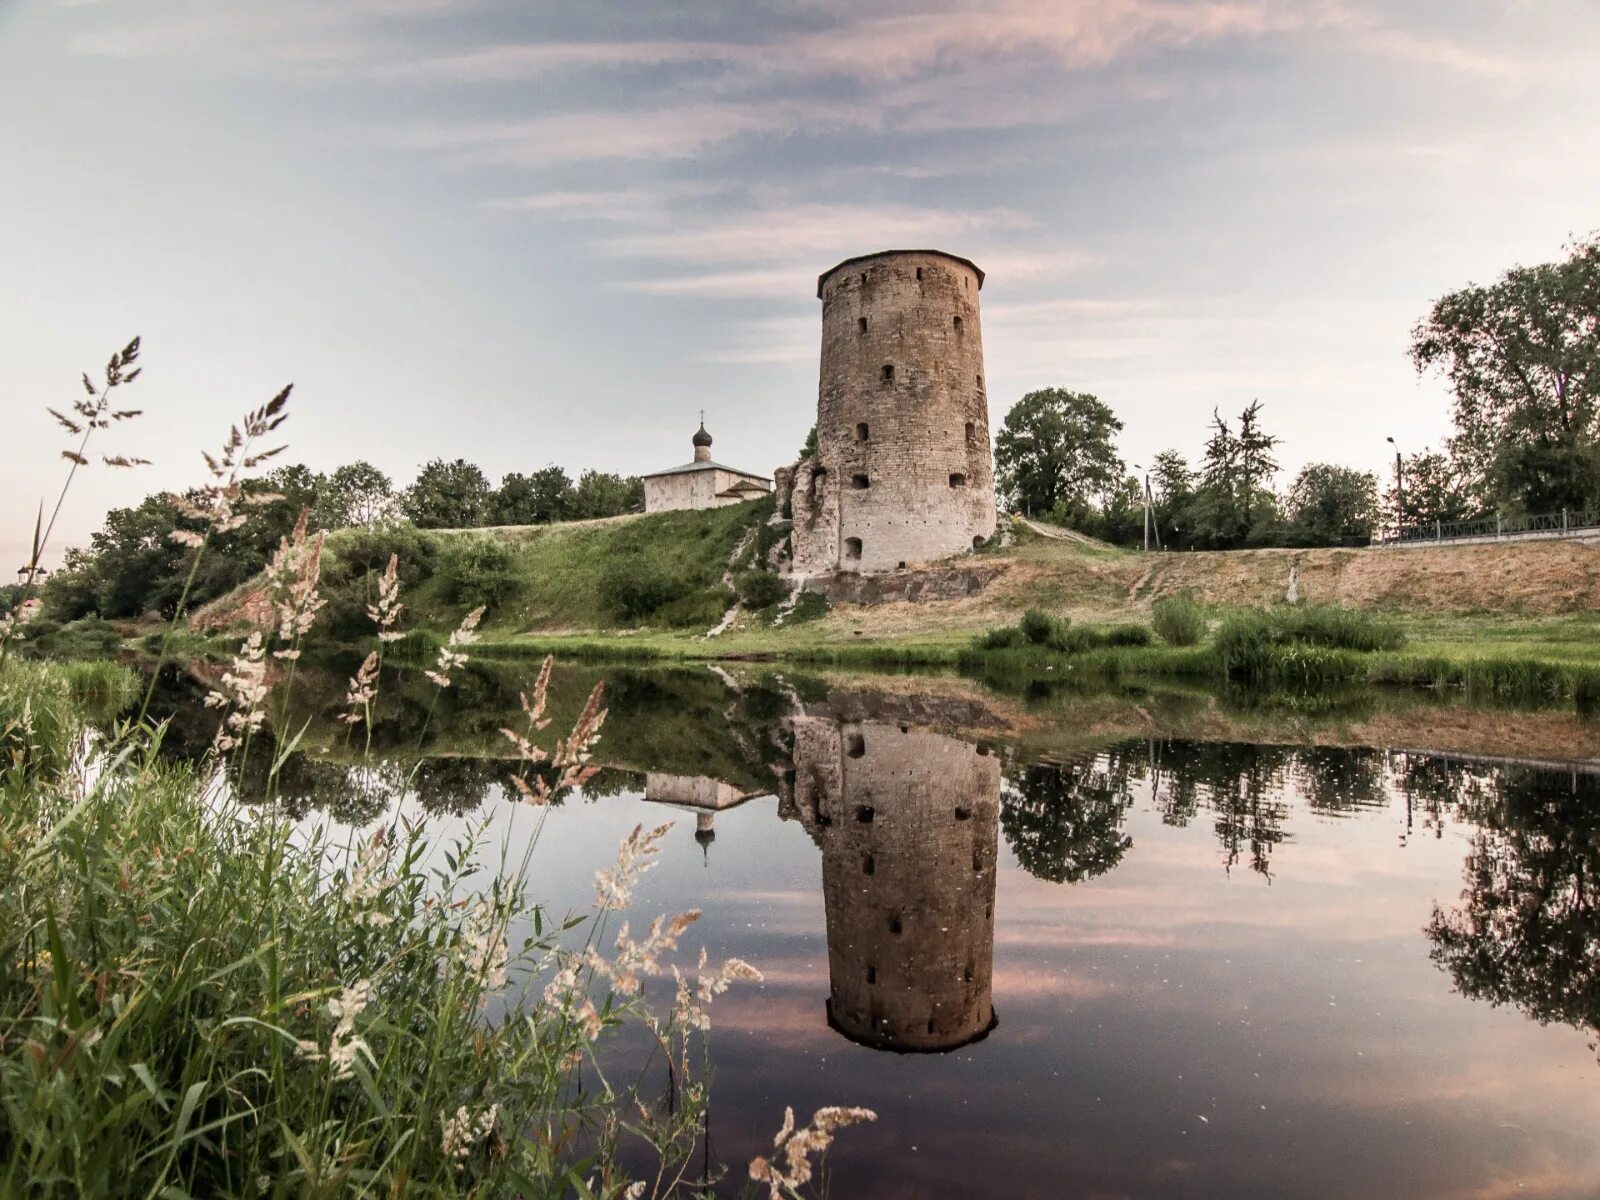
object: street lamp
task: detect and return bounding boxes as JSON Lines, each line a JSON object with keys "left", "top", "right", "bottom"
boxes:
{"left": 1385, "top": 437, "right": 1405, "bottom": 542}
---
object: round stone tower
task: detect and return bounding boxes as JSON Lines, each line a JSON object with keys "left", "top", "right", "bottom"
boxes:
{"left": 789, "top": 249, "right": 997, "bottom": 575}
{"left": 786, "top": 714, "right": 1001, "bottom": 1053}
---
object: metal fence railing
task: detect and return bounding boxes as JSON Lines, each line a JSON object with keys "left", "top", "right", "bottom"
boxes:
{"left": 1378, "top": 507, "right": 1600, "bottom": 546}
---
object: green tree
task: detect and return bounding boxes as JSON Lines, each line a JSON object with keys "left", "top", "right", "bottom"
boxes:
{"left": 1383, "top": 448, "right": 1475, "bottom": 529}
{"left": 262, "top": 464, "right": 326, "bottom": 524}
{"left": 1236, "top": 399, "right": 1280, "bottom": 527}
{"left": 1150, "top": 449, "right": 1195, "bottom": 545}
{"left": 568, "top": 470, "right": 643, "bottom": 520}
{"left": 317, "top": 461, "right": 395, "bottom": 528}
{"left": 1286, "top": 463, "right": 1381, "bottom": 544}
{"left": 402, "top": 459, "right": 492, "bottom": 529}
{"left": 1190, "top": 410, "right": 1243, "bottom": 545}
{"left": 994, "top": 389, "right": 1124, "bottom": 517}
{"left": 798, "top": 424, "right": 818, "bottom": 460}
{"left": 493, "top": 466, "right": 573, "bottom": 526}
{"left": 1412, "top": 236, "right": 1600, "bottom": 513}
{"left": 1191, "top": 404, "right": 1281, "bottom": 547}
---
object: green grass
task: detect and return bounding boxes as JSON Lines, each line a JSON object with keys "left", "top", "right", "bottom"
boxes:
{"left": 0, "top": 659, "right": 138, "bottom": 775}
{"left": 417, "top": 501, "right": 770, "bottom": 633}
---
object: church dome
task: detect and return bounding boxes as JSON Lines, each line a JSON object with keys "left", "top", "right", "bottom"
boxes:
{"left": 692, "top": 423, "right": 713, "bottom": 449}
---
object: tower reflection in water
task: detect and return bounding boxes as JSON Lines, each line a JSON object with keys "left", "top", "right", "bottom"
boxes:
{"left": 784, "top": 716, "right": 1001, "bottom": 1052}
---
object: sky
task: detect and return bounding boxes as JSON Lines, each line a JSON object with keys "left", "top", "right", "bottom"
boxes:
{"left": 3, "top": 0, "right": 1598, "bottom": 568}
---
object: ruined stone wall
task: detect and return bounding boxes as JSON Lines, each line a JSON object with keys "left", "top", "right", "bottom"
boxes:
{"left": 791, "top": 250, "right": 997, "bottom": 575}
{"left": 788, "top": 715, "right": 1000, "bottom": 1052}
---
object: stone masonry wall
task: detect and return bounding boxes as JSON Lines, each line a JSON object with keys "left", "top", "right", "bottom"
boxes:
{"left": 788, "top": 715, "right": 1001, "bottom": 1052}
{"left": 790, "top": 250, "right": 997, "bottom": 575}
{"left": 644, "top": 468, "right": 763, "bottom": 513}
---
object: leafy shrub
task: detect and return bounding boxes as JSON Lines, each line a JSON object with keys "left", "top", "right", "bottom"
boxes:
{"left": 1152, "top": 592, "right": 1206, "bottom": 646}
{"left": 1215, "top": 602, "right": 1403, "bottom": 679}
{"left": 598, "top": 561, "right": 694, "bottom": 623}
{"left": 1273, "top": 603, "right": 1405, "bottom": 653}
{"left": 320, "top": 525, "right": 441, "bottom": 640}
{"left": 439, "top": 535, "right": 522, "bottom": 609}
{"left": 1020, "top": 608, "right": 1063, "bottom": 645}
{"left": 1100, "top": 623, "right": 1153, "bottom": 647}
{"left": 653, "top": 587, "right": 734, "bottom": 629}
{"left": 734, "top": 568, "right": 788, "bottom": 610}
{"left": 1045, "top": 623, "right": 1094, "bottom": 653}
{"left": 974, "top": 626, "right": 1026, "bottom": 650}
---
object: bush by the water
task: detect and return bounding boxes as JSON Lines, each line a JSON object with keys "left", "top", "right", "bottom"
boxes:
{"left": 1019, "top": 607, "right": 1059, "bottom": 645}
{"left": 1215, "top": 602, "right": 1404, "bottom": 680}
{"left": 1152, "top": 592, "right": 1206, "bottom": 646}
{"left": 975, "top": 610, "right": 1153, "bottom": 655}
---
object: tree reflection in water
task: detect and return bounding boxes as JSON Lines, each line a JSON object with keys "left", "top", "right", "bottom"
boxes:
{"left": 999, "top": 755, "right": 1134, "bottom": 884}
{"left": 1426, "top": 766, "right": 1600, "bottom": 1060}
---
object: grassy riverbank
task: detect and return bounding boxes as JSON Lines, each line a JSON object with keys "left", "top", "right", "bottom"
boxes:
{"left": 0, "top": 656, "right": 762, "bottom": 1198}
{"left": 173, "top": 508, "right": 1600, "bottom": 705}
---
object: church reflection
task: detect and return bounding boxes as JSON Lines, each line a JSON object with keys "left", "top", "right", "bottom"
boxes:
{"left": 782, "top": 713, "right": 1002, "bottom": 1053}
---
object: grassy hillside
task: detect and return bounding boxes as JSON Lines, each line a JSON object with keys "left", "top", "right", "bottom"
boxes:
{"left": 191, "top": 510, "right": 1600, "bottom": 681}
{"left": 193, "top": 499, "right": 774, "bottom": 638}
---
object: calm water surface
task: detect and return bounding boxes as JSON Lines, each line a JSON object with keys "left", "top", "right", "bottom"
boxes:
{"left": 178, "top": 663, "right": 1600, "bottom": 1198}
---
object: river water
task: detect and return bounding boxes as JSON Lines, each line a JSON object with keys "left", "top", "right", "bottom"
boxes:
{"left": 162, "top": 660, "right": 1600, "bottom": 1198}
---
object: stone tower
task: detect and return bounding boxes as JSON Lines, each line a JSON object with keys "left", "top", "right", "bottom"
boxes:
{"left": 786, "top": 250, "right": 997, "bottom": 575}
{"left": 786, "top": 714, "right": 1001, "bottom": 1052}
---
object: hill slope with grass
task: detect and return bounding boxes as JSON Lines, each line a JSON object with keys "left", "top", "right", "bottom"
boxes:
{"left": 191, "top": 510, "right": 1600, "bottom": 669}
{"left": 192, "top": 499, "right": 776, "bottom": 640}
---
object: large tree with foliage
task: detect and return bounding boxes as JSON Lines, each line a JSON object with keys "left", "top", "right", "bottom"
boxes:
{"left": 1235, "top": 400, "right": 1280, "bottom": 526}
{"left": 317, "top": 461, "right": 395, "bottom": 528}
{"left": 1286, "top": 463, "right": 1380, "bottom": 544}
{"left": 402, "top": 459, "right": 493, "bottom": 529}
{"left": 1412, "top": 236, "right": 1600, "bottom": 513}
{"left": 1383, "top": 447, "right": 1474, "bottom": 529}
{"left": 494, "top": 466, "right": 573, "bottom": 526}
{"left": 568, "top": 470, "right": 644, "bottom": 520}
{"left": 994, "top": 389, "right": 1124, "bottom": 518}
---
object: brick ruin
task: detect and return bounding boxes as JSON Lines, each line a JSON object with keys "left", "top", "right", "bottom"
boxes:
{"left": 777, "top": 249, "right": 998, "bottom": 576}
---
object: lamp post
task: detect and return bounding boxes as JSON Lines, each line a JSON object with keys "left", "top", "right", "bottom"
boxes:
{"left": 1385, "top": 436, "right": 1404, "bottom": 542}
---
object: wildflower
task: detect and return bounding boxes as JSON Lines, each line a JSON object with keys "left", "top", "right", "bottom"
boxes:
{"left": 440, "top": 1103, "right": 499, "bottom": 1167}
{"left": 673, "top": 948, "right": 763, "bottom": 1032}
{"left": 748, "top": 1106, "right": 877, "bottom": 1199}
{"left": 340, "top": 828, "right": 395, "bottom": 926}
{"left": 573, "top": 998, "right": 605, "bottom": 1041}
{"left": 206, "top": 631, "right": 268, "bottom": 753}
{"left": 454, "top": 898, "right": 509, "bottom": 992}
{"left": 594, "top": 822, "right": 672, "bottom": 911}
{"left": 296, "top": 979, "right": 374, "bottom": 1081}
{"left": 339, "top": 651, "right": 381, "bottom": 727}
{"left": 426, "top": 605, "right": 485, "bottom": 688}
{"left": 367, "top": 553, "right": 405, "bottom": 642}
{"left": 168, "top": 387, "right": 291, "bottom": 547}
{"left": 263, "top": 511, "right": 326, "bottom": 657}
{"left": 325, "top": 979, "right": 373, "bottom": 1081}
{"left": 542, "top": 961, "right": 581, "bottom": 1013}
{"left": 591, "top": 910, "right": 701, "bottom": 996}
